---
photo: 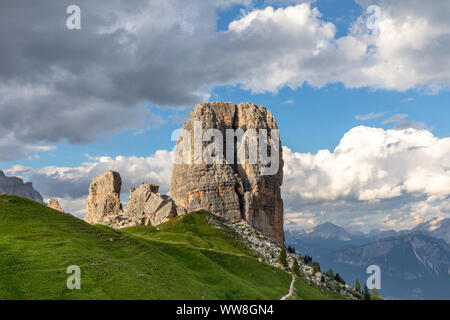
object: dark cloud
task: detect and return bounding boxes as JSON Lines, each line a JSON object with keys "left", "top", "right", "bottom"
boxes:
{"left": 1, "top": 0, "right": 449, "bottom": 160}
{"left": 0, "top": 0, "right": 222, "bottom": 155}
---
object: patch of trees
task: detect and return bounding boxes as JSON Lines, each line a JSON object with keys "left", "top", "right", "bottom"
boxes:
{"left": 286, "top": 245, "right": 296, "bottom": 254}
{"left": 278, "top": 247, "right": 288, "bottom": 268}
{"left": 291, "top": 258, "right": 300, "bottom": 276}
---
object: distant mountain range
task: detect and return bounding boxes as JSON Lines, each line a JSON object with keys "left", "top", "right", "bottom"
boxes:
{"left": 286, "top": 218, "right": 450, "bottom": 299}
{"left": 413, "top": 217, "right": 450, "bottom": 244}
{"left": 296, "top": 222, "right": 354, "bottom": 241}
{"left": 0, "top": 170, "right": 44, "bottom": 204}
{"left": 285, "top": 222, "right": 377, "bottom": 260}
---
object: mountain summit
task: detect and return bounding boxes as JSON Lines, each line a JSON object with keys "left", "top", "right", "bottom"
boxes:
{"left": 170, "top": 102, "right": 284, "bottom": 245}
{"left": 413, "top": 217, "right": 450, "bottom": 244}
{"left": 302, "top": 222, "right": 354, "bottom": 241}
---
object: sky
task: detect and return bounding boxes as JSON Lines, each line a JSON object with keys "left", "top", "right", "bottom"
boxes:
{"left": 1, "top": 0, "right": 449, "bottom": 233}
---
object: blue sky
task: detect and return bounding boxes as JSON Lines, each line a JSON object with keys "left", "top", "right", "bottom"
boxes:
{"left": 1, "top": 0, "right": 449, "bottom": 231}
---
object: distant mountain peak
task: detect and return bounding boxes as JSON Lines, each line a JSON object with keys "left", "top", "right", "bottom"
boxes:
{"left": 0, "top": 170, "right": 44, "bottom": 204}
{"left": 334, "top": 231, "right": 450, "bottom": 279}
{"left": 413, "top": 217, "right": 450, "bottom": 244}
{"left": 304, "top": 222, "right": 354, "bottom": 241}
{"left": 319, "top": 222, "right": 339, "bottom": 228}
{"left": 415, "top": 216, "right": 446, "bottom": 231}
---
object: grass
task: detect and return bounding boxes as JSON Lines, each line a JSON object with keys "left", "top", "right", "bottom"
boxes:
{"left": 124, "top": 211, "right": 252, "bottom": 256}
{"left": 0, "top": 195, "right": 344, "bottom": 300}
{"left": 289, "top": 277, "right": 348, "bottom": 300}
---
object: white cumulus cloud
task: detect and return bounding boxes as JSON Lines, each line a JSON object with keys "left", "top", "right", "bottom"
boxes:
{"left": 282, "top": 126, "right": 450, "bottom": 231}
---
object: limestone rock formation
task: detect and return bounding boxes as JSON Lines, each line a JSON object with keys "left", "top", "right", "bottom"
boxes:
{"left": 84, "top": 171, "right": 184, "bottom": 228}
{"left": 0, "top": 170, "right": 44, "bottom": 204}
{"left": 48, "top": 198, "right": 64, "bottom": 212}
{"left": 124, "top": 182, "right": 180, "bottom": 226}
{"left": 170, "top": 102, "right": 284, "bottom": 245}
{"left": 123, "top": 183, "right": 157, "bottom": 225}
{"left": 85, "top": 171, "right": 123, "bottom": 224}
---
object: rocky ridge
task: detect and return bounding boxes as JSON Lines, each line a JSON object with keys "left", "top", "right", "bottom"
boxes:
{"left": 223, "top": 218, "right": 361, "bottom": 300}
{"left": 0, "top": 170, "right": 44, "bottom": 204}
{"left": 84, "top": 171, "right": 185, "bottom": 228}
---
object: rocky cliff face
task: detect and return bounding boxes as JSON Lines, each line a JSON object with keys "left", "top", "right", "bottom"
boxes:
{"left": 85, "top": 171, "right": 123, "bottom": 224}
{"left": 0, "top": 170, "right": 44, "bottom": 204}
{"left": 84, "top": 171, "right": 184, "bottom": 228}
{"left": 48, "top": 198, "right": 64, "bottom": 212}
{"left": 170, "top": 102, "right": 284, "bottom": 245}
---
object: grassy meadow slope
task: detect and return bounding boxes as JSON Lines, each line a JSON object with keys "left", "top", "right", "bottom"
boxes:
{"left": 0, "top": 195, "right": 342, "bottom": 300}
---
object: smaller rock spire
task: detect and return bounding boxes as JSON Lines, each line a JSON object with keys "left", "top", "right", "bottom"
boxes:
{"left": 48, "top": 198, "right": 64, "bottom": 212}
{"left": 84, "top": 171, "right": 185, "bottom": 228}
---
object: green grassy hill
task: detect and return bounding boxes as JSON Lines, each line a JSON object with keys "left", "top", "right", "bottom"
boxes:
{"left": 0, "top": 194, "right": 344, "bottom": 300}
